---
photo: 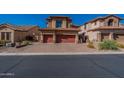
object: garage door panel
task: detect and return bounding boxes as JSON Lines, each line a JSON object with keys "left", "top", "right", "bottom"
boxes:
{"left": 43, "top": 35, "right": 53, "bottom": 43}
{"left": 56, "top": 35, "right": 75, "bottom": 43}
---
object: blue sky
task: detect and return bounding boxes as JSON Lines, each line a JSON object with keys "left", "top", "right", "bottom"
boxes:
{"left": 0, "top": 14, "right": 124, "bottom": 27}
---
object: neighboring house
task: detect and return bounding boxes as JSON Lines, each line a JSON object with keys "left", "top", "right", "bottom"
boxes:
{"left": 80, "top": 15, "right": 124, "bottom": 43}
{"left": 40, "top": 16, "right": 80, "bottom": 43}
{"left": 0, "top": 24, "right": 40, "bottom": 43}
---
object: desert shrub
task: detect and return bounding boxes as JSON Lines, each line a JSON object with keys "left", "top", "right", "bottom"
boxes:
{"left": 21, "top": 41, "right": 28, "bottom": 45}
{"left": 87, "top": 41, "right": 95, "bottom": 48}
{"left": 21, "top": 40, "right": 32, "bottom": 45}
{"left": 99, "top": 40, "right": 118, "bottom": 50}
{"left": 117, "top": 43, "right": 124, "bottom": 48}
{"left": 16, "top": 40, "right": 32, "bottom": 48}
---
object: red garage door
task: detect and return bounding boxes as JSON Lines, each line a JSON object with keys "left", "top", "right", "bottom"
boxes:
{"left": 43, "top": 35, "right": 53, "bottom": 43}
{"left": 56, "top": 35, "right": 75, "bottom": 43}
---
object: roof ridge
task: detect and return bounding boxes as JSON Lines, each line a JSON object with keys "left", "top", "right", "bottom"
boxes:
{"left": 83, "top": 14, "right": 123, "bottom": 25}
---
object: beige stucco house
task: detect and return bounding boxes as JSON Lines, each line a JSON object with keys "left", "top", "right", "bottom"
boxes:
{"left": 40, "top": 16, "right": 80, "bottom": 43}
{"left": 80, "top": 15, "right": 124, "bottom": 43}
{"left": 0, "top": 24, "right": 40, "bottom": 43}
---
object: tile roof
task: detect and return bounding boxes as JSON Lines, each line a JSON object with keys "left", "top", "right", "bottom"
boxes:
{"left": 46, "top": 16, "right": 72, "bottom": 21}
{"left": 40, "top": 28, "right": 81, "bottom": 31}
{"left": 0, "top": 23, "right": 37, "bottom": 31}
{"left": 84, "top": 15, "right": 123, "bottom": 24}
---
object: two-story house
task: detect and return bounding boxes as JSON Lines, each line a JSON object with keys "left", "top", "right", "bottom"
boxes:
{"left": 40, "top": 16, "right": 80, "bottom": 43}
{"left": 80, "top": 15, "right": 124, "bottom": 43}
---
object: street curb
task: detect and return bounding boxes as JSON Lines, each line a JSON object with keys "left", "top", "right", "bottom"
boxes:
{"left": 0, "top": 52, "right": 124, "bottom": 56}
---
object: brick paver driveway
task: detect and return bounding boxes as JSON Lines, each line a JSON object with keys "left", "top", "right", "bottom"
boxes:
{"left": 0, "top": 42, "right": 97, "bottom": 53}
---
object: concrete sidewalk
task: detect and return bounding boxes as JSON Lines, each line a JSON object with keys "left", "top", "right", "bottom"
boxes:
{"left": 1, "top": 51, "right": 124, "bottom": 56}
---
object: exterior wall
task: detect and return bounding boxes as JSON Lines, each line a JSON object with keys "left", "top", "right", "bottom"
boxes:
{"left": 80, "top": 25, "right": 86, "bottom": 31}
{"left": 115, "top": 34, "right": 124, "bottom": 43}
{"left": 47, "top": 20, "right": 52, "bottom": 28}
{"left": 42, "top": 16, "right": 79, "bottom": 43}
{"left": 87, "top": 31, "right": 98, "bottom": 42}
{"left": 101, "top": 33, "right": 109, "bottom": 41}
{"left": 88, "top": 30, "right": 124, "bottom": 42}
{"left": 27, "top": 27, "right": 39, "bottom": 36}
{"left": 14, "top": 31, "right": 27, "bottom": 42}
{"left": 47, "top": 18, "right": 71, "bottom": 28}
{"left": 0, "top": 28, "right": 14, "bottom": 43}
{"left": 80, "top": 16, "right": 122, "bottom": 43}
{"left": 0, "top": 27, "right": 40, "bottom": 43}
{"left": 104, "top": 16, "right": 119, "bottom": 27}
{"left": 51, "top": 19, "right": 56, "bottom": 28}
{"left": 62, "top": 18, "right": 67, "bottom": 28}
{"left": 80, "top": 20, "right": 103, "bottom": 32}
{"left": 80, "top": 16, "right": 120, "bottom": 32}
{"left": 26, "top": 26, "right": 40, "bottom": 41}
{"left": 85, "top": 17, "right": 119, "bottom": 30}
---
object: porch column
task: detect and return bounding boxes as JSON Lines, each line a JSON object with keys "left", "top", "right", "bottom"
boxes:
{"left": 97, "top": 32, "right": 101, "bottom": 42}
{"left": 75, "top": 34, "right": 79, "bottom": 43}
{"left": 5, "top": 32, "right": 7, "bottom": 41}
{"left": 40, "top": 33, "right": 43, "bottom": 43}
{"left": 53, "top": 32, "right": 56, "bottom": 43}
{"left": 11, "top": 32, "right": 14, "bottom": 43}
{"left": 109, "top": 32, "right": 114, "bottom": 40}
{"left": 62, "top": 20, "right": 66, "bottom": 28}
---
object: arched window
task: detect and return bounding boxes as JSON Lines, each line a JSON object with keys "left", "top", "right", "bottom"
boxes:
{"left": 108, "top": 19, "right": 114, "bottom": 26}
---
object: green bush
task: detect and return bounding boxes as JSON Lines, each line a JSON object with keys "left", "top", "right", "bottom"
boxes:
{"left": 21, "top": 41, "right": 28, "bottom": 45}
{"left": 21, "top": 40, "right": 32, "bottom": 45}
{"left": 0, "top": 40, "right": 5, "bottom": 45}
{"left": 87, "top": 41, "right": 95, "bottom": 48}
{"left": 117, "top": 43, "right": 124, "bottom": 48}
{"left": 99, "top": 40, "right": 118, "bottom": 50}
{"left": 0, "top": 40, "right": 11, "bottom": 45}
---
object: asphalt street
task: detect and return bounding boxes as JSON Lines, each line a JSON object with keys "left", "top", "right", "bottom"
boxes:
{"left": 0, "top": 54, "right": 124, "bottom": 78}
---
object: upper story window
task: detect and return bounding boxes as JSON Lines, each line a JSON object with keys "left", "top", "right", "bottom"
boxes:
{"left": 108, "top": 19, "right": 114, "bottom": 26}
{"left": 56, "top": 20, "right": 62, "bottom": 28}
